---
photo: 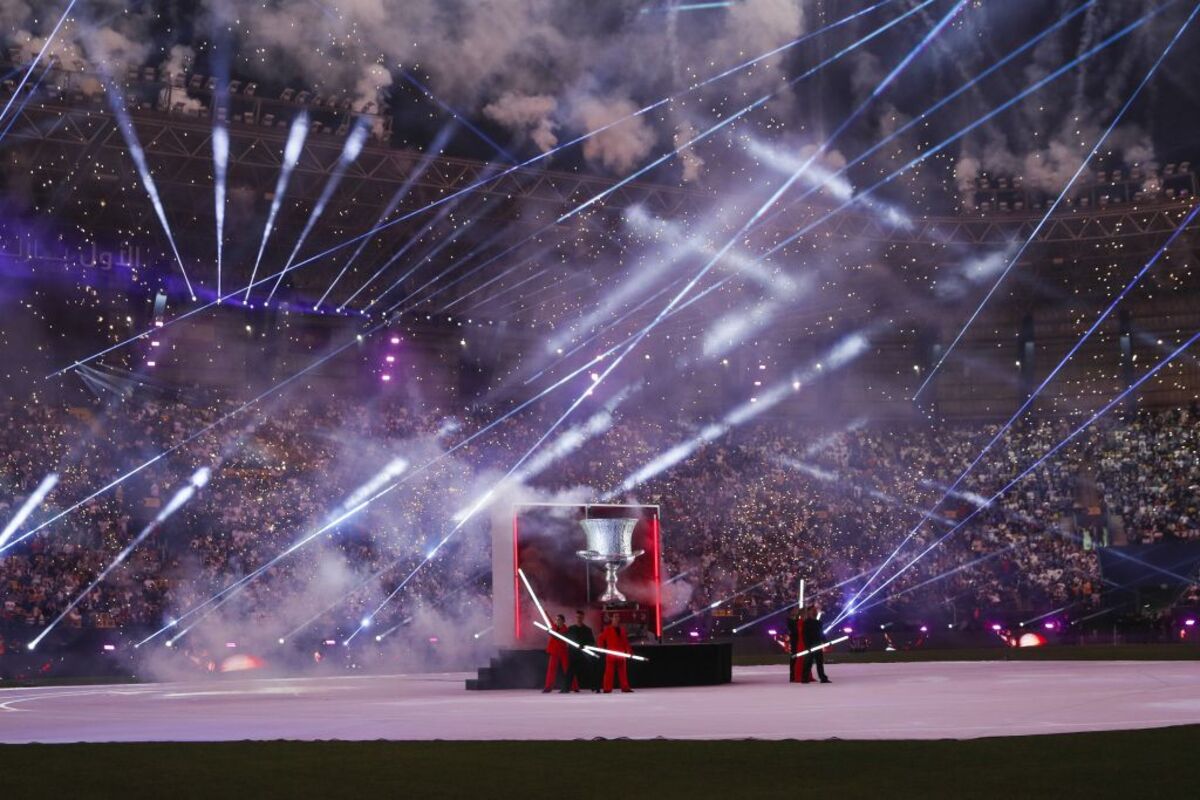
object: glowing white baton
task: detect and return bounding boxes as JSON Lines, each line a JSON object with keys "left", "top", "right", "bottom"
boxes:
{"left": 584, "top": 645, "right": 649, "bottom": 662}
{"left": 517, "top": 568, "right": 552, "bottom": 628}
{"left": 791, "top": 635, "right": 849, "bottom": 659}
{"left": 533, "top": 621, "right": 598, "bottom": 658}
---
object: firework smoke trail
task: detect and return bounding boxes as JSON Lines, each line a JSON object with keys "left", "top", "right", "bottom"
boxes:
{"left": 0, "top": 474, "right": 59, "bottom": 550}
{"left": 265, "top": 117, "right": 372, "bottom": 304}
{"left": 244, "top": 112, "right": 309, "bottom": 303}
{"left": 96, "top": 76, "right": 196, "bottom": 299}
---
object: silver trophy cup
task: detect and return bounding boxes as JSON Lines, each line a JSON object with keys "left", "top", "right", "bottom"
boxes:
{"left": 577, "top": 518, "right": 643, "bottom": 603}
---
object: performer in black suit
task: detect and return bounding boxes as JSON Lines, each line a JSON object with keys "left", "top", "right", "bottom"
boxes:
{"left": 800, "top": 604, "right": 831, "bottom": 684}
{"left": 562, "top": 609, "right": 598, "bottom": 693}
{"left": 785, "top": 608, "right": 801, "bottom": 683}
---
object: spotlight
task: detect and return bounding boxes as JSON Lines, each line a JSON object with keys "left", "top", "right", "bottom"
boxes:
{"left": 360, "top": 617, "right": 372, "bottom": 629}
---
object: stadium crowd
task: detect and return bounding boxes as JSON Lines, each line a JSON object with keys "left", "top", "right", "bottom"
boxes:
{"left": 1, "top": 393, "right": 1199, "bottom": 642}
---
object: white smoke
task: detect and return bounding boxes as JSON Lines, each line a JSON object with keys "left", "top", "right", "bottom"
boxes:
{"left": 483, "top": 92, "right": 559, "bottom": 153}
{"left": 572, "top": 94, "right": 657, "bottom": 174}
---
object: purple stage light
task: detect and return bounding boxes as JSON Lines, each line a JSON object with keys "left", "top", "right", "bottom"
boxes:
{"left": 1044, "top": 621, "right": 1056, "bottom": 630}
{"left": 991, "top": 624, "right": 1002, "bottom": 632}
{"left": 390, "top": 336, "right": 401, "bottom": 345}
{"left": 689, "top": 631, "right": 700, "bottom": 638}
{"left": 919, "top": 625, "right": 928, "bottom": 633}
{"left": 842, "top": 626, "right": 853, "bottom": 634}
{"left": 767, "top": 628, "right": 778, "bottom": 636}
{"left": 1186, "top": 619, "right": 1196, "bottom": 627}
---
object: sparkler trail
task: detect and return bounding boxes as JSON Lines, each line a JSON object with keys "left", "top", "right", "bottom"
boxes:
{"left": 244, "top": 112, "right": 309, "bottom": 303}
{"left": 844, "top": 325, "right": 1200, "bottom": 618}
{"left": 99, "top": 77, "right": 196, "bottom": 300}
{"left": 315, "top": 122, "right": 458, "bottom": 309}
{"left": 0, "top": 0, "right": 76, "bottom": 135}
{"left": 265, "top": 117, "right": 371, "bottom": 304}
{"left": 790, "top": 635, "right": 850, "bottom": 659}
{"left": 46, "top": 0, "right": 911, "bottom": 376}
{"left": 913, "top": 0, "right": 1200, "bottom": 399}
{"left": 518, "top": 568, "right": 552, "bottom": 627}
{"left": 0, "top": 474, "right": 58, "bottom": 550}
{"left": 28, "top": 468, "right": 210, "bottom": 650}
{"left": 836, "top": 192, "right": 1200, "bottom": 625}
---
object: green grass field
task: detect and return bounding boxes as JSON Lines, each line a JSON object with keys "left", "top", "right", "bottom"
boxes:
{"left": 1, "top": 727, "right": 1196, "bottom": 799}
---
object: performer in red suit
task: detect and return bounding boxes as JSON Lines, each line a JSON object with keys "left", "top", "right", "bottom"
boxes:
{"left": 598, "top": 613, "right": 634, "bottom": 693}
{"left": 543, "top": 614, "right": 570, "bottom": 692}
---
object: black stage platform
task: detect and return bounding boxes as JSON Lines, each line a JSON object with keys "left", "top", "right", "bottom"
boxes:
{"left": 465, "top": 642, "right": 732, "bottom": 690}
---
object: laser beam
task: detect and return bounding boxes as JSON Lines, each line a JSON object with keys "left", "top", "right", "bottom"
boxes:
{"left": 0, "top": 0, "right": 76, "bottom": 135}
{"left": 315, "top": 122, "right": 458, "bottom": 308}
{"left": 847, "top": 323, "right": 1200, "bottom": 616}
{"left": 836, "top": 196, "right": 1200, "bottom": 624}
{"left": 48, "top": 0, "right": 911, "bottom": 376}
{"left": 28, "top": 467, "right": 210, "bottom": 650}
{"left": 913, "top": 0, "right": 1200, "bottom": 398}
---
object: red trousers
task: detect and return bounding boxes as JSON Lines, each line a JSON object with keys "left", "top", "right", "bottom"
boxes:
{"left": 545, "top": 650, "right": 568, "bottom": 690}
{"left": 602, "top": 655, "right": 630, "bottom": 692}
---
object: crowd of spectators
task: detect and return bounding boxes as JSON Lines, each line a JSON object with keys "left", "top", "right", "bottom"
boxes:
{"left": 1, "top": 392, "right": 1198, "bottom": 645}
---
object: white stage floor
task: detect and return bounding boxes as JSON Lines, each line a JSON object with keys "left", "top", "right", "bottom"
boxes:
{"left": 2, "top": 661, "right": 1197, "bottom": 744}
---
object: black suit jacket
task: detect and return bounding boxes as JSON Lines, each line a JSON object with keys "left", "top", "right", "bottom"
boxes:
{"left": 565, "top": 623, "right": 595, "bottom": 649}
{"left": 801, "top": 617, "right": 826, "bottom": 649}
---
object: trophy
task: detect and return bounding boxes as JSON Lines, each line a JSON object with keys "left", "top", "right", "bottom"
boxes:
{"left": 577, "top": 518, "right": 643, "bottom": 603}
